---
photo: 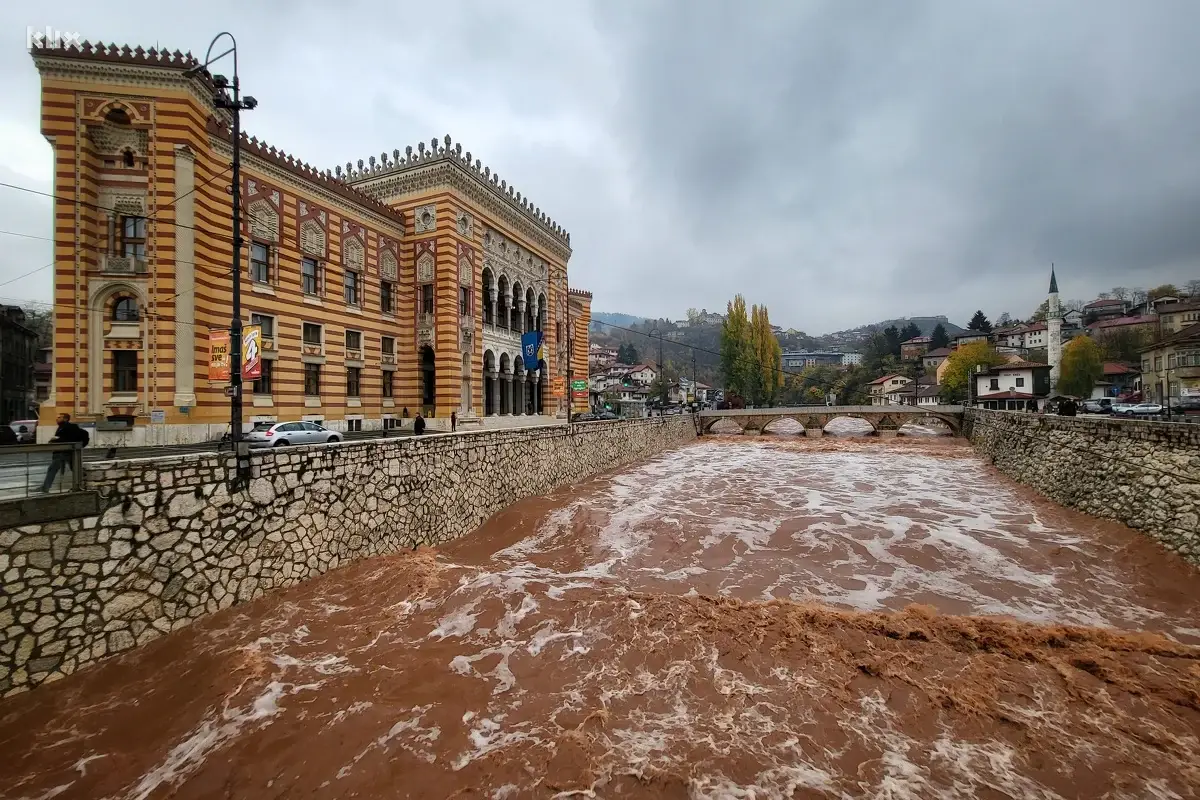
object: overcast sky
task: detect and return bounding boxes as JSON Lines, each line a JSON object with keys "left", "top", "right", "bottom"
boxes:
{"left": 2, "top": 1, "right": 1199, "bottom": 334}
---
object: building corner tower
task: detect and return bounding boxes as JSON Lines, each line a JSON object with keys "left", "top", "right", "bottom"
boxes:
{"left": 1047, "top": 265, "right": 1063, "bottom": 390}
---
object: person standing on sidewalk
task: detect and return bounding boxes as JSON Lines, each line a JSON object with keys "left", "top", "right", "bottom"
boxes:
{"left": 39, "top": 413, "right": 88, "bottom": 492}
{"left": 414, "top": 413, "right": 426, "bottom": 436}
{"left": 451, "top": 411, "right": 457, "bottom": 433}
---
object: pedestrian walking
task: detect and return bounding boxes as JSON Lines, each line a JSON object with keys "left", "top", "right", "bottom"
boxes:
{"left": 451, "top": 411, "right": 457, "bottom": 432}
{"left": 414, "top": 413, "right": 426, "bottom": 436}
{"left": 39, "top": 413, "right": 89, "bottom": 492}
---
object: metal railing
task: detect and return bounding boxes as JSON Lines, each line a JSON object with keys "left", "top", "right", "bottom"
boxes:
{"left": 0, "top": 443, "right": 85, "bottom": 501}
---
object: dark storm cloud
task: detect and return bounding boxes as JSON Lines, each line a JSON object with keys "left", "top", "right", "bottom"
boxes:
{"left": 1, "top": 1, "right": 1198, "bottom": 331}
{"left": 591, "top": 0, "right": 1200, "bottom": 327}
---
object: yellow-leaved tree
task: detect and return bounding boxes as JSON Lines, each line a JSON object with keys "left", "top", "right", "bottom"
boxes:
{"left": 1058, "top": 336, "right": 1104, "bottom": 398}
{"left": 749, "top": 303, "right": 783, "bottom": 406}
{"left": 940, "top": 342, "right": 1007, "bottom": 402}
{"left": 720, "top": 295, "right": 751, "bottom": 399}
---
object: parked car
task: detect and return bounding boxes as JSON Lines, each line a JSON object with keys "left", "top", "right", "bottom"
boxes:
{"left": 1081, "top": 400, "right": 1111, "bottom": 414}
{"left": 1110, "top": 403, "right": 1137, "bottom": 417}
{"left": 7, "top": 419, "right": 37, "bottom": 443}
{"left": 245, "top": 421, "right": 342, "bottom": 448}
{"left": 1128, "top": 403, "right": 1164, "bottom": 416}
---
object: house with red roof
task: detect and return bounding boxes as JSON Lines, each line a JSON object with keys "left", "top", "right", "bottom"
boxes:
{"left": 974, "top": 361, "right": 1052, "bottom": 410}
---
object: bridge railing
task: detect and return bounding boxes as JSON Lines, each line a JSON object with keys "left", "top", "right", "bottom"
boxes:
{"left": 0, "top": 443, "right": 84, "bottom": 502}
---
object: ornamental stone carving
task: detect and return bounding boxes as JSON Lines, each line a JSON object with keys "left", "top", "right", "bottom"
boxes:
{"left": 380, "top": 250, "right": 398, "bottom": 281}
{"left": 415, "top": 204, "right": 437, "bottom": 234}
{"left": 247, "top": 200, "right": 279, "bottom": 242}
{"left": 459, "top": 257, "right": 472, "bottom": 286}
{"left": 417, "top": 252, "right": 434, "bottom": 283}
{"left": 456, "top": 211, "right": 473, "bottom": 237}
{"left": 343, "top": 236, "right": 365, "bottom": 272}
{"left": 109, "top": 195, "right": 144, "bottom": 216}
{"left": 299, "top": 220, "right": 326, "bottom": 257}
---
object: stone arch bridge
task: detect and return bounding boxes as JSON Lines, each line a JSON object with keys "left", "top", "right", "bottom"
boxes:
{"left": 698, "top": 405, "right": 965, "bottom": 436}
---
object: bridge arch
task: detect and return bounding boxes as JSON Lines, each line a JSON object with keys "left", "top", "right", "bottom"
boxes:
{"left": 761, "top": 416, "right": 805, "bottom": 435}
{"left": 705, "top": 417, "right": 745, "bottom": 435}
{"left": 897, "top": 415, "right": 956, "bottom": 437}
{"left": 822, "top": 415, "right": 878, "bottom": 436}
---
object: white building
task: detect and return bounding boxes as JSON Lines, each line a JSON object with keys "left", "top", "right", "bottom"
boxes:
{"left": 868, "top": 374, "right": 913, "bottom": 405}
{"left": 841, "top": 352, "right": 863, "bottom": 366}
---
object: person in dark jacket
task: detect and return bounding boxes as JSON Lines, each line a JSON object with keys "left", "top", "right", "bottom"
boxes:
{"left": 451, "top": 411, "right": 457, "bottom": 432}
{"left": 39, "top": 413, "right": 88, "bottom": 492}
{"left": 413, "top": 413, "right": 426, "bottom": 435}
{"left": 0, "top": 425, "right": 17, "bottom": 446}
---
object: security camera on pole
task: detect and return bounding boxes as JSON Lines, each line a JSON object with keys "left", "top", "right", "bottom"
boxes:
{"left": 186, "top": 33, "right": 257, "bottom": 481}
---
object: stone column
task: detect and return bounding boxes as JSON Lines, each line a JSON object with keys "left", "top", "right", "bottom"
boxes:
{"left": 106, "top": 213, "right": 117, "bottom": 256}
{"left": 516, "top": 295, "right": 526, "bottom": 334}
{"left": 172, "top": 145, "right": 197, "bottom": 408}
{"left": 533, "top": 374, "right": 542, "bottom": 414}
{"left": 489, "top": 285, "right": 498, "bottom": 328}
{"left": 502, "top": 374, "right": 512, "bottom": 415}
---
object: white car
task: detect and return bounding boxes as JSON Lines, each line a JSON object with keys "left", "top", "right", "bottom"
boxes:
{"left": 1128, "top": 403, "right": 1164, "bottom": 416}
{"left": 245, "top": 421, "right": 342, "bottom": 448}
{"left": 1110, "top": 403, "right": 1137, "bottom": 417}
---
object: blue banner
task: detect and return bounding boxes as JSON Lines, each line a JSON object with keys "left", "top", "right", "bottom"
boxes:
{"left": 521, "top": 331, "right": 544, "bottom": 367}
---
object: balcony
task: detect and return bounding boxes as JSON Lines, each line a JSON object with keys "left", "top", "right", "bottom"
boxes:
{"left": 99, "top": 254, "right": 148, "bottom": 276}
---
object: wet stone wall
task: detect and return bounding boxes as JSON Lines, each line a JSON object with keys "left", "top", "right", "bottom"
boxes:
{"left": 0, "top": 417, "right": 697, "bottom": 696}
{"left": 966, "top": 408, "right": 1200, "bottom": 565}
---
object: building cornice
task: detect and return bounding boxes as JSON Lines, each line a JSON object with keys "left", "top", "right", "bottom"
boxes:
{"left": 209, "top": 137, "right": 405, "bottom": 236}
{"left": 344, "top": 137, "right": 572, "bottom": 261}
{"left": 30, "top": 41, "right": 230, "bottom": 126}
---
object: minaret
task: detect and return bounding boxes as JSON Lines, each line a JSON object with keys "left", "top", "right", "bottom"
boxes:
{"left": 1047, "top": 264, "right": 1063, "bottom": 389}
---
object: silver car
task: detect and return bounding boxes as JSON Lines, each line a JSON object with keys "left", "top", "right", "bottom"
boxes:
{"left": 245, "top": 421, "right": 342, "bottom": 448}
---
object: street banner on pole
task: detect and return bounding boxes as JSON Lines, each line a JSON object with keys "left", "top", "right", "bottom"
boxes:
{"left": 208, "top": 330, "right": 231, "bottom": 380}
{"left": 242, "top": 325, "right": 262, "bottom": 380}
{"left": 521, "top": 331, "right": 544, "bottom": 367}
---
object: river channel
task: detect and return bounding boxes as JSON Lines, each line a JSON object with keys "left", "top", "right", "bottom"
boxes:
{"left": 3, "top": 436, "right": 1198, "bottom": 799}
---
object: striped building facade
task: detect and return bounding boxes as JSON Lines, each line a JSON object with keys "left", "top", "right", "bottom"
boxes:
{"left": 30, "top": 41, "right": 589, "bottom": 443}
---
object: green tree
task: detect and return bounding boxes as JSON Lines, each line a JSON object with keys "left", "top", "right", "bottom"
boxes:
{"left": 20, "top": 307, "right": 53, "bottom": 349}
{"left": 883, "top": 326, "right": 902, "bottom": 356}
{"left": 940, "top": 341, "right": 1006, "bottom": 402}
{"left": 721, "top": 295, "right": 752, "bottom": 399}
{"left": 967, "top": 310, "right": 992, "bottom": 332}
{"left": 930, "top": 323, "right": 950, "bottom": 349}
{"left": 1058, "top": 336, "right": 1104, "bottom": 398}
{"left": 996, "top": 312, "right": 1012, "bottom": 328}
{"left": 899, "top": 322, "right": 922, "bottom": 341}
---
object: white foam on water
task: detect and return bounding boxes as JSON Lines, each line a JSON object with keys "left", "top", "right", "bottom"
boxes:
{"left": 72, "top": 754, "right": 106, "bottom": 776}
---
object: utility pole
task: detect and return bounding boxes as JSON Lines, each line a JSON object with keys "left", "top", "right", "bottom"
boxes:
{"left": 187, "top": 34, "right": 256, "bottom": 479}
{"left": 691, "top": 351, "right": 697, "bottom": 408}
{"left": 564, "top": 273, "right": 572, "bottom": 423}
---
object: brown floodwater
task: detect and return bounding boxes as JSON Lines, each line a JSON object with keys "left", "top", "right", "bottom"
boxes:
{"left": 2, "top": 436, "right": 1199, "bottom": 799}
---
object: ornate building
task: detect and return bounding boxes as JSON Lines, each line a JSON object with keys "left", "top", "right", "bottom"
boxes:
{"left": 29, "top": 40, "right": 589, "bottom": 443}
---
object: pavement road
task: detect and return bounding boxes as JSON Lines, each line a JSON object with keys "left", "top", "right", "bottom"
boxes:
{"left": 0, "top": 428, "right": 418, "bottom": 502}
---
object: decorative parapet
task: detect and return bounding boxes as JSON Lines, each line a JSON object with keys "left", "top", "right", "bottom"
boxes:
{"left": 205, "top": 118, "right": 405, "bottom": 227}
{"left": 340, "top": 135, "right": 571, "bottom": 255}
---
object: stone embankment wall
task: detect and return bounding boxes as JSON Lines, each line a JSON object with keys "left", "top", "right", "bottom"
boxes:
{"left": 0, "top": 417, "right": 696, "bottom": 696}
{"left": 965, "top": 409, "right": 1200, "bottom": 564}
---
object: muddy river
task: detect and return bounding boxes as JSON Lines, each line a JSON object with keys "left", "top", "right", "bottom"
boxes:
{"left": 3, "top": 436, "right": 1199, "bottom": 799}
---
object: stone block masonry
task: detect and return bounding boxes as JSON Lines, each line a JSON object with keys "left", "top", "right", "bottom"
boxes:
{"left": 965, "top": 409, "right": 1200, "bottom": 565}
{"left": 0, "top": 417, "right": 696, "bottom": 696}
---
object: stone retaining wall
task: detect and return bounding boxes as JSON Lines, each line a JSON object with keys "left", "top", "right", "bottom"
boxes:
{"left": 965, "top": 409, "right": 1200, "bottom": 564}
{"left": 0, "top": 417, "right": 696, "bottom": 696}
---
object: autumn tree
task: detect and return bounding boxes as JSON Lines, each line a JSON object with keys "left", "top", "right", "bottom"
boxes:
{"left": 720, "top": 295, "right": 752, "bottom": 399}
{"left": 930, "top": 323, "right": 950, "bottom": 348}
{"left": 748, "top": 303, "right": 783, "bottom": 406}
{"left": 967, "top": 310, "right": 992, "bottom": 333}
{"left": 1148, "top": 284, "right": 1181, "bottom": 300}
{"left": 1058, "top": 336, "right": 1104, "bottom": 399}
{"left": 1186, "top": 279, "right": 1200, "bottom": 298}
{"left": 1094, "top": 327, "right": 1149, "bottom": 363}
{"left": 940, "top": 341, "right": 1006, "bottom": 403}
{"left": 995, "top": 312, "right": 1012, "bottom": 328}
{"left": 1110, "top": 287, "right": 1130, "bottom": 301}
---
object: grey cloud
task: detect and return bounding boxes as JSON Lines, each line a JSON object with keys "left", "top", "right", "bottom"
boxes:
{"left": 2, "top": 1, "right": 1199, "bottom": 332}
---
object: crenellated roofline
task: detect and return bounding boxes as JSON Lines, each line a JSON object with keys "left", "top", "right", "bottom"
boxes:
{"left": 341, "top": 135, "right": 570, "bottom": 249}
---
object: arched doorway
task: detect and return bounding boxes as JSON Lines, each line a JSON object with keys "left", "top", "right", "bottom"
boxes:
{"left": 511, "top": 281, "right": 523, "bottom": 332}
{"left": 525, "top": 288, "right": 536, "bottom": 333}
{"left": 484, "top": 350, "right": 497, "bottom": 415}
{"left": 497, "top": 275, "right": 510, "bottom": 331}
{"left": 460, "top": 352, "right": 472, "bottom": 416}
{"left": 420, "top": 346, "right": 436, "bottom": 413}
{"left": 482, "top": 268, "right": 495, "bottom": 326}
{"left": 513, "top": 357, "right": 526, "bottom": 415}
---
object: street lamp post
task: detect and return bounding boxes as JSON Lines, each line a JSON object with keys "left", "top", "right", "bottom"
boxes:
{"left": 186, "top": 34, "right": 256, "bottom": 471}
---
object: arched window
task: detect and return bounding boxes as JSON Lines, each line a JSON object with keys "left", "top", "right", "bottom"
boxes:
{"left": 122, "top": 149, "right": 135, "bottom": 168}
{"left": 112, "top": 296, "right": 138, "bottom": 322}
